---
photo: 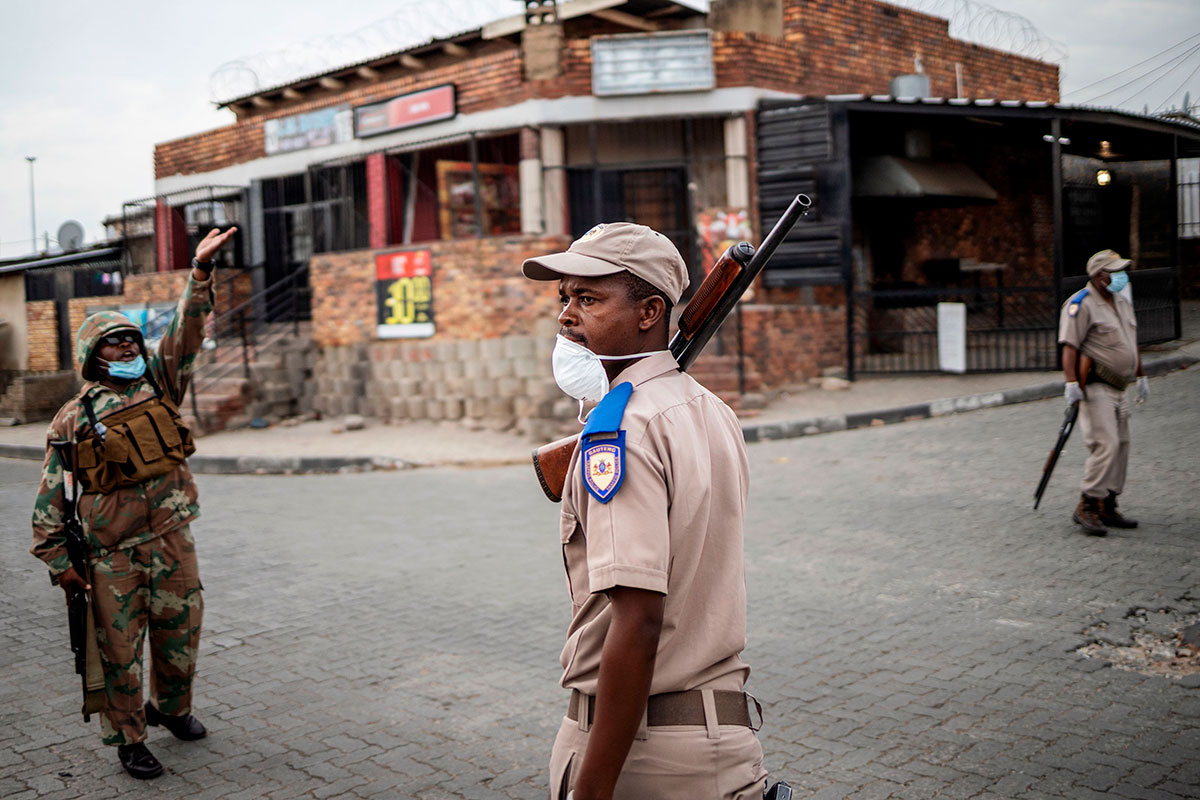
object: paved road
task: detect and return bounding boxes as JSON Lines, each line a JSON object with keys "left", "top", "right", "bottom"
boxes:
{"left": 2, "top": 369, "right": 1197, "bottom": 799}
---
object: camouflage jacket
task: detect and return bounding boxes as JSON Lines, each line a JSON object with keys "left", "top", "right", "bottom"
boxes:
{"left": 31, "top": 273, "right": 214, "bottom": 575}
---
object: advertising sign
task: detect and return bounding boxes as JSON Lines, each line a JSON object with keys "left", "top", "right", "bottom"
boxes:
{"left": 264, "top": 106, "right": 353, "bottom": 155}
{"left": 375, "top": 248, "right": 434, "bottom": 339}
{"left": 355, "top": 85, "right": 456, "bottom": 138}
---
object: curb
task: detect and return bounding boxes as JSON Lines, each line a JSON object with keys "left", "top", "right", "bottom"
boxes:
{"left": 3, "top": 352, "right": 1194, "bottom": 473}
{"left": 741, "top": 351, "right": 1197, "bottom": 444}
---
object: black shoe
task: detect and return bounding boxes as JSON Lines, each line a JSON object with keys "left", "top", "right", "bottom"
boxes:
{"left": 1099, "top": 491, "right": 1139, "bottom": 529}
{"left": 117, "top": 742, "right": 164, "bottom": 780}
{"left": 145, "top": 702, "right": 207, "bottom": 741}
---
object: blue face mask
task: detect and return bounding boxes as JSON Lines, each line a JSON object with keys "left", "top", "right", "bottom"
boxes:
{"left": 1107, "top": 271, "right": 1129, "bottom": 293}
{"left": 102, "top": 354, "right": 147, "bottom": 381}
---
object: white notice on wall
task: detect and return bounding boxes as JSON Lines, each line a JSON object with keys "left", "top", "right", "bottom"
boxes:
{"left": 937, "top": 302, "right": 967, "bottom": 374}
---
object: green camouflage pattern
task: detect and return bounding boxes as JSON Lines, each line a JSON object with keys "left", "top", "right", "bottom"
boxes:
{"left": 31, "top": 274, "right": 213, "bottom": 573}
{"left": 92, "top": 525, "right": 203, "bottom": 745}
{"left": 31, "top": 274, "right": 212, "bottom": 745}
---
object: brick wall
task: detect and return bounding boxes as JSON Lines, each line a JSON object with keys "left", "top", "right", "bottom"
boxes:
{"left": 309, "top": 234, "right": 572, "bottom": 347}
{"left": 739, "top": 303, "right": 847, "bottom": 387}
{"left": 156, "top": 50, "right": 528, "bottom": 179}
{"left": 25, "top": 301, "right": 59, "bottom": 373}
{"left": 783, "top": 0, "right": 1059, "bottom": 100}
{"left": 156, "top": 1, "right": 1058, "bottom": 180}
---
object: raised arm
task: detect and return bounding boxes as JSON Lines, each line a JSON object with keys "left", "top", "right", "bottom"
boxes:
{"left": 152, "top": 226, "right": 237, "bottom": 403}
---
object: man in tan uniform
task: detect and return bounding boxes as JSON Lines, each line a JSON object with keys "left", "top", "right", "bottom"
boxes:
{"left": 524, "top": 223, "right": 768, "bottom": 800}
{"left": 1058, "top": 249, "right": 1149, "bottom": 536}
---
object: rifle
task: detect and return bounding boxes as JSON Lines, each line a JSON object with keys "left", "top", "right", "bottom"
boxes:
{"left": 1032, "top": 352, "right": 1091, "bottom": 510}
{"left": 532, "top": 194, "right": 812, "bottom": 502}
{"left": 48, "top": 440, "right": 107, "bottom": 720}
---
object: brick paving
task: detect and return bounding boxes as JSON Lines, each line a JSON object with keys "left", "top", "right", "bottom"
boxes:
{"left": 1, "top": 367, "right": 1197, "bottom": 799}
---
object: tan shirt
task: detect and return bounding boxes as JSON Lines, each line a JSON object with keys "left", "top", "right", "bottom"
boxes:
{"left": 558, "top": 352, "right": 751, "bottom": 696}
{"left": 1058, "top": 284, "right": 1139, "bottom": 380}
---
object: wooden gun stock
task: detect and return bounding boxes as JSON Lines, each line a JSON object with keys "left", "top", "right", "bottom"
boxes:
{"left": 531, "top": 194, "right": 812, "bottom": 502}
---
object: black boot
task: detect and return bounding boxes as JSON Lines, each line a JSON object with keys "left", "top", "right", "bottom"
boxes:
{"left": 145, "top": 701, "right": 207, "bottom": 741}
{"left": 1072, "top": 494, "right": 1108, "bottom": 536}
{"left": 1099, "top": 491, "right": 1138, "bottom": 529}
{"left": 117, "top": 742, "right": 164, "bottom": 779}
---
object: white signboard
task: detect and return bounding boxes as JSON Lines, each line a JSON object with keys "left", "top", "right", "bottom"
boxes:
{"left": 591, "top": 30, "right": 714, "bottom": 96}
{"left": 937, "top": 302, "right": 967, "bottom": 373}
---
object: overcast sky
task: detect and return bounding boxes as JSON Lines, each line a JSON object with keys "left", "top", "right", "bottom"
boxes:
{"left": 1, "top": 0, "right": 1197, "bottom": 258}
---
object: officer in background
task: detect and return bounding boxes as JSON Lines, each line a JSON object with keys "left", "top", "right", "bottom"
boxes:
{"left": 1058, "top": 248, "right": 1149, "bottom": 536}
{"left": 523, "top": 223, "right": 768, "bottom": 800}
{"left": 31, "top": 227, "right": 236, "bottom": 779}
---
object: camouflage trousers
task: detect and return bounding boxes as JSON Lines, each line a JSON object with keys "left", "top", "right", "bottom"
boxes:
{"left": 90, "top": 524, "right": 203, "bottom": 746}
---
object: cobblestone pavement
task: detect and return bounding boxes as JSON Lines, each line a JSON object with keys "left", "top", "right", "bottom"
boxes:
{"left": 1, "top": 368, "right": 1197, "bottom": 799}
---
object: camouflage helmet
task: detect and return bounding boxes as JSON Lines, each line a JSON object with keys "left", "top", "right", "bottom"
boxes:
{"left": 75, "top": 311, "right": 144, "bottom": 381}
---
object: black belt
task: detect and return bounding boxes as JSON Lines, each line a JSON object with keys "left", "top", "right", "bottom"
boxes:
{"left": 567, "top": 688, "right": 754, "bottom": 728}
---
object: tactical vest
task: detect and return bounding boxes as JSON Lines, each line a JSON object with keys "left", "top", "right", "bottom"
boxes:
{"left": 75, "top": 381, "right": 196, "bottom": 494}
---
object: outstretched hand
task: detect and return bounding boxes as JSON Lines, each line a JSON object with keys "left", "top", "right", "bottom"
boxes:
{"left": 195, "top": 226, "right": 238, "bottom": 264}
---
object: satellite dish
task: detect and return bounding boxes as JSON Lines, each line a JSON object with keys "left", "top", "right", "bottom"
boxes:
{"left": 58, "top": 220, "right": 85, "bottom": 251}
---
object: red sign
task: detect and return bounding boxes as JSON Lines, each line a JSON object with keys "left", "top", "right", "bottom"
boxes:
{"left": 375, "top": 248, "right": 431, "bottom": 281}
{"left": 355, "top": 85, "right": 456, "bottom": 138}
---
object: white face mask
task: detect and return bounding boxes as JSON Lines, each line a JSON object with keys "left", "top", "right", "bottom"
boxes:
{"left": 551, "top": 334, "right": 666, "bottom": 421}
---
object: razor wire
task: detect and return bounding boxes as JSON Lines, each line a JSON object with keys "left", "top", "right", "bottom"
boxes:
{"left": 888, "top": 0, "right": 1066, "bottom": 64}
{"left": 210, "top": 0, "right": 1065, "bottom": 105}
{"left": 209, "top": 0, "right": 516, "bottom": 104}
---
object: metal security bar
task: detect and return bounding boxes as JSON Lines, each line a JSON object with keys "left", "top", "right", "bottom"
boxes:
{"left": 851, "top": 286, "right": 1060, "bottom": 374}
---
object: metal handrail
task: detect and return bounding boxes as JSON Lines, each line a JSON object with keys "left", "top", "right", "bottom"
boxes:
{"left": 188, "top": 265, "right": 312, "bottom": 424}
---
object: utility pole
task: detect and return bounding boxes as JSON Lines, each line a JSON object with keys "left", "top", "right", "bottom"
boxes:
{"left": 25, "top": 156, "right": 37, "bottom": 254}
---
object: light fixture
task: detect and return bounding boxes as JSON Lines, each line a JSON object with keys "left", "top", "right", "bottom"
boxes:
{"left": 1097, "top": 169, "right": 1112, "bottom": 186}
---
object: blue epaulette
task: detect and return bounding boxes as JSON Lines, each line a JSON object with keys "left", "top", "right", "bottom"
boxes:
{"left": 1071, "top": 287, "right": 1089, "bottom": 303}
{"left": 580, "top": 382, "right": 633, "bottom": 503}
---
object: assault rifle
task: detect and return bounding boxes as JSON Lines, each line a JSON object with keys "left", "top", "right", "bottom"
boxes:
{"left": 48, "top": 440, "right": 106, "bottom": 720}
{"left": 532, "top": 194, "right": 812, "bottom": 502}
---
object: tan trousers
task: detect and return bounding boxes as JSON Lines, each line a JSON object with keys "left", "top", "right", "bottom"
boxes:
{"left": 548, "top": 705, "right": 768, "bottom": 800}
{"left": 1078, "top": 383, "right": 1131, "bottom": 499}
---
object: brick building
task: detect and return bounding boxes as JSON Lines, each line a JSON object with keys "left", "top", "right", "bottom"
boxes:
{"left": 12, "top": 0, "right": 1196, "bottom": 430}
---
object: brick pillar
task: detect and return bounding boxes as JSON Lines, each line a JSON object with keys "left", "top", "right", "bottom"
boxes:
{"left": 367, "top": 152, "right": 389, "bottom": 249}
{"left": 519, "top": 127, "right": 543, "bottom": 234}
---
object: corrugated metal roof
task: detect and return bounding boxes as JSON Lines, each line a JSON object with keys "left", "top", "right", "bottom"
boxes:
{"left": 0, "top": 247, "right": 121, "bottom": 275}
{"left": 812, "top": 93, "right": 1200, "bottom": 132}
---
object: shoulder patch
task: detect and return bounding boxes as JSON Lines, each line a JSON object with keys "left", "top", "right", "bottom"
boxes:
{"left": 1067, "top": 287, "right": 1088, "bottom": 318}
{"left": 580, "top": 382, "right": 633, "bottom": 503}
{"left": 582, "top": 433, "right": 626, "bottom": 503}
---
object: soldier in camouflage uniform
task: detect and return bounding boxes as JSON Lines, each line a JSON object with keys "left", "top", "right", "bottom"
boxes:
{"left": 31, "top": 227, "right": 236, "bottom": 779}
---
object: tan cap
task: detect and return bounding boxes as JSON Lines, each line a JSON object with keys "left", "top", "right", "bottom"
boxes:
{"left": 522, "top": 222, "right": 689, "bottom": 304}
{"left": 1086, "top": 249, "right": 1131, "bottom": 278}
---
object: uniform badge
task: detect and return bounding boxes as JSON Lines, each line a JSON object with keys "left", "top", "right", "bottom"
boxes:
{"left": 579, "top": 381, "right": 633, "bottom": 504}
{"left": 582, "top": 432, "right": 625, "bottom": 503}
{"left": 578, "top": 223, "right": 606, "bottom": 243}
{"left": 1068, "top": 302, "right": 1079, "bottom": 317}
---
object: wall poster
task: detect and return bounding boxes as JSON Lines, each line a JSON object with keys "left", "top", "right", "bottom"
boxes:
{"left": 375, "top": 248, "right": 434, "bottom": 339}
{"left": 435, "top": 160, "right": 521, "bottom": 240}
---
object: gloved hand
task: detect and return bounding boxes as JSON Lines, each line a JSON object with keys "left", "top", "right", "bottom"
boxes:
{"left": 1136, "top": 376, "right": 1149, "bottom": 404}
{"left": 1064, "top": 381, "right": 1083, "bottom": 405}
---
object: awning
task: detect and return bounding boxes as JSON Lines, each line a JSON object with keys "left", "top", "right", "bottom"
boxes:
{"left": 853, "top": 156, "right": 997, "bottom": 201}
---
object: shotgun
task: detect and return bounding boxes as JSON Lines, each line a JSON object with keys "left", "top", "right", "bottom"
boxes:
{"left": 532, "top": 194, "right": 813, "bottom": 502}
{"left": 1032, "top": 352, "right": 1092, "bottom": 510}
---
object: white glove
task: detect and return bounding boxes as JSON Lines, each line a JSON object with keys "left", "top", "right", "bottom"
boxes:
{"left": 1064, "top": 381, "right": 1083, "bottom": 405}
{"left": 1136, "top": 376, "right": 1149, "bottom": 405}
